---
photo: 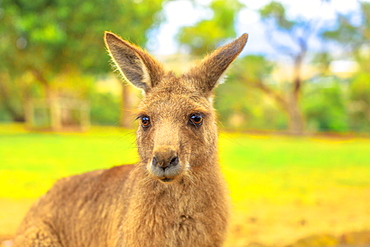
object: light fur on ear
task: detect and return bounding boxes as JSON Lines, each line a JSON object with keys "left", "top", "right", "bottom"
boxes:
{"left": 187, "top": 33, "right": 248, "bottom": 93}
{"left": 104, "top": 32, "right": 165, "bottom": 93}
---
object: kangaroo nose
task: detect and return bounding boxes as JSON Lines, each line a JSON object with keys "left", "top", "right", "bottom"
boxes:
{"left": 152, "top": 150, "right": 179, "bottom": 170}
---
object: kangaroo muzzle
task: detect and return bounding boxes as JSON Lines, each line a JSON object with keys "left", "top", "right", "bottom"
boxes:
{"left": 149, "top": 147, "right": 182, "bottom": 182}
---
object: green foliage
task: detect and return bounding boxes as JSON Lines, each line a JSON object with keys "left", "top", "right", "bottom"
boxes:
{"left": 322, "top": 15, "right": 362, "bottom": 47}
{"left": 259, "top": 1, "right": 294, "bottom": 30}
{"left": 292, "top": 74, "right": 370, "bottom": 133}
{"left": 215, "top": 82, "right": 286, "bottom": 130}
{"left": 215, "top": 55, "right": 285, "bottom": 130}
{"left": 322, "top": 2, "right": 370, "bottom": 65}
{"left": 1, "top": 0, "right": 166, "bottom": 75}
{"left": 0, "top": 108, "right": 11, "bottom": 122}
{"left": 90, "top": 92, "right": 121, "bottom": 125}
{"left": 318, "top": 2, "right": 370, "bottom": 133}
{"left": 233, "top": 55, "right": 274, "bottom": 83}
{"left": 312, "top": 52, "right": 332, "bottom": 76}
{"left": 177, "top": 0, "right": 243, "bottom": 56}
{"left": 303, "top": 77, "right": 349, "bottom": 132}
{"left": 348, "top": 73, "right": 370, "bottom": 132}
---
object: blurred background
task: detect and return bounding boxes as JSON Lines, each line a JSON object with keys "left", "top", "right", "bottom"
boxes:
{"left": 1, "top": 0, "right": 370, "bottom": 246}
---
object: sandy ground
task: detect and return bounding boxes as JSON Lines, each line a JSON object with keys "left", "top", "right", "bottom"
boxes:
{"left": 225, "top": 185, "right": 370, "bottom": 246}
{"left": 1, "top": 189, "right": 370, "bottom": 247}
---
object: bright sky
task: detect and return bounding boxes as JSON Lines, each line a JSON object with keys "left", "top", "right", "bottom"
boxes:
{"left": 150, "top": 0, "right": 361, "bottom": 56}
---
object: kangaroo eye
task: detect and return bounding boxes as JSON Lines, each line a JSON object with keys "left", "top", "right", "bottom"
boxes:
{"left": 140, "top": 116, "right": 151, "bottom": 128}
{"left": 189, "top": 113, "right": 204, "bottom": 126}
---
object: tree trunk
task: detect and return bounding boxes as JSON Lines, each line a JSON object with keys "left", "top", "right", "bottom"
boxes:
{"left": 0, "top": 75, "right": 25, "bottom": 122}
{"left": 49, "top": 95, "right": 62, "bottom": 131}
{"left": 31, "top": 69, "right": 62, "bottom": 130}
{"left": 121, "top": 85, "right": 134, "bottom": 128}
{"left": 287, "top": 54, "right": 305, "bottom": 135}
{"left": 287, "top": 98, "right": 304, "bottom": 135}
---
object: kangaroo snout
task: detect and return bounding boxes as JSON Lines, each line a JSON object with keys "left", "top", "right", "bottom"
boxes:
{"left": 150, "top": 147, "right": 182, "bottom": 182}
{"left": 152, "top": 154, "right": 179, "bottom": 170}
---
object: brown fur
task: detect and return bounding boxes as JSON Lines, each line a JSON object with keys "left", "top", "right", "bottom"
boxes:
{"left": 14, "top": 32, "right": 248, "bottom": 247}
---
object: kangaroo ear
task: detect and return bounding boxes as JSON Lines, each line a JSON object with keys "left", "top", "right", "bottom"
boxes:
{"left": 187, "top": 34, "right": 248, "bottom": 93}
{"left": 104, "top": 32, "right": 165, "bottom": 93}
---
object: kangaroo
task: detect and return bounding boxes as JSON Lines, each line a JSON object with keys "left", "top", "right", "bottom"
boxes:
{"left": 13, "top": 32, "right": 248, "bottom": 247}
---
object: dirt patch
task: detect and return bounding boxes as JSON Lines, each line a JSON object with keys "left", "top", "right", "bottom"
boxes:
{"left": 283, "top": 231, "right": 370, "bottom": 247}
{"left": 226, "top": 231, "right": 370, "bottom": 247}
{"left": 0, "top": 198, "right": 35, "bottom": 237}
{"left": 0, "top": 236, "right": 13, "bottom": 247}
{"left": 2, "top": 232, "right": 370, "bottom": 247}
{"left": 341, "top": 231, "right": 370, "bottom": 246}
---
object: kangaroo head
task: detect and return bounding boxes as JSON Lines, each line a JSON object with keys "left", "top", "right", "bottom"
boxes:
{"left": 105, "top": 32, "right": 248, "bottom": 183}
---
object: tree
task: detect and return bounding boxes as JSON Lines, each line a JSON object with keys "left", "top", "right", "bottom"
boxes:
{"left": 322, "top": 2, "right": 370, "bottom": 65}
{"left": 177, "top": 0, "right": 243, "bottom": 56}
{"left": 215, "top": 55, "right": 286, "bottom": 130}
{"left": 303, "top": 76, "right": 349, "bottom": 132}
{"left": 253, "top": 1, "right": 323, "bottom": 134}
{"left": 0, "top": 0, "right": 166, "bottom": 126}
{"left": 322, "top": 2, "right": 370, "bottom": 132}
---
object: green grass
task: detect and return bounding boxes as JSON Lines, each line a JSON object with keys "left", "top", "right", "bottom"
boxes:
{"left": 219, "top": 132, "right": 370, "bottom": 205}
{"left": 0, "top": 124, "right": 138, "bottom": 198}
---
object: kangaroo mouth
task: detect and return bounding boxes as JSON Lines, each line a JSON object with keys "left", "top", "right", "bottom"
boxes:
{"left": 160, "top": 177, "right": 174, "bottom": 183}
{"left": 149, "top": 164, "right": 182, "bottom": 183}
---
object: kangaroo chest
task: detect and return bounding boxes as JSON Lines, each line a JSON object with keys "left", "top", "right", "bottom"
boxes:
{"left": 120, "top": 180, "right": 226, "bottom": 247}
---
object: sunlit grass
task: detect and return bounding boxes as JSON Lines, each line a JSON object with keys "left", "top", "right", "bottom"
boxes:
{"left": 1, "top": 123, "right": 370, "bottom": 245}
{"left": 0, "top": 124, "right": 138, "bottom": 198}
{"left": 219, "top": 132, "right": 370, "bottom": 203}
